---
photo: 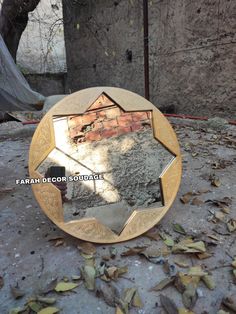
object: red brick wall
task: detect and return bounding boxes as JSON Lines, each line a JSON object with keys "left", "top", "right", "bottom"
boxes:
{"left": 68, "top": 95, "right": 152, "bottom": 144}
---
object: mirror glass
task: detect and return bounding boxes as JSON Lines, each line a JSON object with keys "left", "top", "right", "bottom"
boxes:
{"left": 37, "top": 94, "right": 174, "bottom": 234}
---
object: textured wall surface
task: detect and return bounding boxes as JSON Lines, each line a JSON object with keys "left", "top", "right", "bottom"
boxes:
{"left": 63, "top": 0, "right": 236, "bottom": 117}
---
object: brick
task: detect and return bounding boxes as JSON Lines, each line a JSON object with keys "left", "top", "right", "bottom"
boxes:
{"left": 93, "top": 121, "right": 103, "bottom": 130}
{"left": 131, "top": 122, "right": 143, "bottom": 132}
{"left": 97, "top": 110, "right": 107, "bottom": 119}
{"left": 117, "top": 114, "right": 133, "bottom": 127}
{"left": 105, "top": 107, "right": 121, "bottom": 119}
{"left": 69, "top": 126, "right": 84, "bottom": 138}
{"left": 85, "top": 130, "right": 101, "bottom": 141}
{"left": 82, "top": 112, "right": 97, "bottom": 124}
{"left": 117, "top": 126, "right": 131, "bottom": 135}
{"left": 132, "top": 112, "right": 148, "bottom": 122}
{"left": 68, "top": 115, "right": 83, "bottom": 128}
{"left": 100, "top": 128, "right": 118, "bottom": 139}
{"left": 103, "top": 119, "right": 118, "bottom": 129}
{"left": 88, "top": 94, "right": 114, "bottom": 111}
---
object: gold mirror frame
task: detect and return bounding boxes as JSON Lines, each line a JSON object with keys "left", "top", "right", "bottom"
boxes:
{"left": 29, "top": 87, "right": 182, "bottom": 243}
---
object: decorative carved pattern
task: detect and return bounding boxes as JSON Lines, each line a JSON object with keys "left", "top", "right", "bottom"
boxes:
{"left": 29, "top": 87, "right": 182, "bottom": 243}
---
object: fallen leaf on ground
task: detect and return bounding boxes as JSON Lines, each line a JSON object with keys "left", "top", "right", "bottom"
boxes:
{"left": 222, "top": 297, "right": 236, "bottom": 312}
{"left": 11, "top": 286, "right": 25, "bottom": 299}
{"left": 144, "top": 229, "right": 160, "bottom": 240}
{"left": 172, "top": 240, "right": 206, "bottom": 254}
{"left": 164, "top": 237, "right": 175, "bottom": 247}
{"left": 109, "top": 247, "right": 117, "bottom": 258}
{"left": 38, "top": 307, "right": 60, "bottom": 314}
{"left": 28, "top": 302, "right": 42, "bottom": 312}
{"left": 201, "top": 275, "right": 215, "bottom": 290}
{"left": 178, "top": 309, "right": 195, "bottom": 314}
{"left": 150, "top": 277, "right": 174, "bottom": 291}
{"left": 191, "top": 198, "right": 204, "bottom": 206}
{"left": 77, "top": 242, "right": 96, "bottom": 255}
{"left": 173, "top": 223, "right": 186, "bottom": 235}
{"left": 9, "top": 307, "right": 27, "bottom": 314}
{"left": 215, "top": 211, "right": 225, "bottom": 221}
{"left": 121, "top": 246, "right": 147, "bottom": 256}
{"left": 132, "top": 290, "right": 143, "bottom": 307}
{"left": 210, "top": 174, "right": 221, "bottom": 187}
{"left": 96, "top": 279, "right": 119, "bottom": 307}
{"left": 82, "top": 265, "right": 96, "bottom": 290}
{"left": 174, "top": 258, "right": 190, "bottom": 268}
{"left": 182, "top": 284, "right": 198, "bottom": 309}
{"left": 160, "top": 294, "right": 179, "bottom": 314}
{"left": 227, "top": 219, "right": 236, "bottom": 232}
{"left": 188, "top": 266, "right": 207, "bottom": 277}
{"left": 0, "top": 276, "right": 3, "bottom": 289}
{"left": 54, "top": 282, "right": 78, "bottom": 292}
{"left": 43, "top": 279, "right": 58, "bottom": 294}
{"left": 196, "top": 252, "right": 212, "bottom": 260}
{"left": 180, "top": 193, "right": 193, "bottom": 204}
{"left": 116, "top": 306, "right": 125, "bottom": 314}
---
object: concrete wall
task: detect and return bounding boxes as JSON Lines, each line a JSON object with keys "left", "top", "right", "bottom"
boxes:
{"left": 63, "top": 0, "right": 236, "bottom": 117}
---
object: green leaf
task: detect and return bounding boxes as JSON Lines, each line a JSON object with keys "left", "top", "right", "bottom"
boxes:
{"left": 38, "top": 307, "right": 60, "bottom": 314}
{"left": 173, "top": 223, "right": 186, "bottom": 235}
{"left": 164, "top": 237, "right": 175, "bottom": 247}
{"left": 28, "top": 302, "right": 42, "bottom": 312}
{"left": 54, "top": 282, "right": 78, "bottom": 292}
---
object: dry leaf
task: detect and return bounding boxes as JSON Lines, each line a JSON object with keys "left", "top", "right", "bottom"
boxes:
{"left": 173, "top": 224, "right": 186, "bottom": 235}
{"left": 144, "top": 229, "right": 160, "bottom": 240}
{"left": 215, "top": 211, "right": 225, "bottom": 221}
{"left": 191, "top": 198, "right": 204, "bottom": 206}
{"left": 132, "top": 290, "right": 143, "bottom": 308}
{"left": 43, "top": 278, "right": 58, "bottom": 294}
{"left": 36, "top": 297, "right": 56, "bottom": 305}
{"left": 201, "top": 275, "right": 215, "bottom": 290}
{"left": 232, "top": 259, "right": 236, "bottom": 268}
{"left": 180, "top": 193, "right": 193, "bottom": 204}
{"left": 121, "top": 246, "right": 147, "bottom": 257}
{"left": 9, "top": 307, "right": 27, "bottom": 314}
{"left": 96, "top": 279, "right": 119, "bottom": 307}
{"left": 188, "top": 266, "right": 207, "bottom": 277}
{"left": 78, "top": 242, "right": 96, "bottom": 255}
{"left": 182, "top": 284, "right": 198, "bottom": 309}
{"left": 54, "top": 282, "right": 78, "bottom": 292}
{"left": 150, "top": 277, "right": 174, "bottom": 291}
{"left": 11, "top": 286, "right": 25, "bottom": 299}
{"left": 196, "top": 252, "right": 212, "bottom": 260}
{"left": 178, "top": 308, "right": 195, "bottom": 314}
{"left": 0, "top": 276, "right": 3, "bottom": 289}
{"left": 28, "top": 301, "right": 42, "bottom": 312}
{"left": 174, "top": 259, "right": 190, "bottom": 268}
{"left": 38, "top": 307, "right": 60, "bottom": 314}
{"left": 109, "top": 247, "right": 117, "bottom": 258}
{"left": 82, "top": 265, "right": 96, "bottom": 290}
{"left": 116, "top": 306, "right": 125, "bottom": 314}
{"left": 222, "top": 297, "right": 236, "bottom": 312}
{"left": 160, "top": 294, "right": 179, "bottom": 314}
{"left": 227, "top": 219, "right": 236, "bottom": 232}
{"left": 124, "top": 287, "right": 136, "bottom": 304}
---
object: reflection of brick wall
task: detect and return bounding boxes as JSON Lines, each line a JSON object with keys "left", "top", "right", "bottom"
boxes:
{"left": 68, "top": 96, "right": 152, "bottom": 144}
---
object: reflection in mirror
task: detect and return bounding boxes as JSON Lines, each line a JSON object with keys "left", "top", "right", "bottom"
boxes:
{"left": 37, "top": 94, "right": 174, "bottom": 234}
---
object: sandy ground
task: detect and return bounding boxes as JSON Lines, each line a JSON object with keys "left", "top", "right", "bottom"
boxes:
{"left": 0, "top": 118, "right": 235, "bottom": 314}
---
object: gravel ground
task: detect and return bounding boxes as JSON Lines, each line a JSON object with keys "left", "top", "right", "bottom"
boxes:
{"left": 0, "top": 118, "right": 235, "bottom": 314}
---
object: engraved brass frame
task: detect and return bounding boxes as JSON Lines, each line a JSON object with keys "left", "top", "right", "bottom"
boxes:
{"left": 29, "top": 87, "right": 182, "bottom": 243}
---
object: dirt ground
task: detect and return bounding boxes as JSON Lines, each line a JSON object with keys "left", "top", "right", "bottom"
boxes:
{"left": 0, "top": 118, "right": 235, "bottom": 314}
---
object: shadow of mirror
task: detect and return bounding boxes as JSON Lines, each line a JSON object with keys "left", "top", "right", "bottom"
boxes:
{"left": 36, "top": 94, "right": 174, "bottom": 235}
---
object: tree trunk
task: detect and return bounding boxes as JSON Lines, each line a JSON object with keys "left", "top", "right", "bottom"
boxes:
{"left": 0, "top": 0, "right": 40, "bottom": 61}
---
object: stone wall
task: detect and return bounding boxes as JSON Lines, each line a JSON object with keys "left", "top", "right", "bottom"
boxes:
{"left": 63, "top": 0, "right": 236, "bottom": 118}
